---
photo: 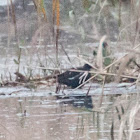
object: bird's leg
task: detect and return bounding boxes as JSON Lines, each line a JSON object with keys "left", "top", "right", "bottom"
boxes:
{"left": 56, "top": 83, "right": 61, "bottom": 94}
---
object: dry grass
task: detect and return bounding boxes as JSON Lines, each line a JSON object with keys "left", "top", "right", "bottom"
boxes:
{"left": 0, "top": 1, "right": 140, "bottom": 139}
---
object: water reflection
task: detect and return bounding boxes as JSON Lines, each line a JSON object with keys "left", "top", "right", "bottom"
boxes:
{"left": 0, "top": 94, "right": 135, "bottom": 140}
{"left": 56, "top": 95, "right": 93, "bottom": 109}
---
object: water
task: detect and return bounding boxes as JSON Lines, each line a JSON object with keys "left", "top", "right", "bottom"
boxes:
{"left": 0, "top": 0, "right": 15, "bottom": 6}
{"left": 0, "top": 1, "right": 139, "bottom": 139}
{"left": 0, "top": 94, "right": 116, "bottom": 140}
{"left": 0, "top": 91, "right": 139, "bottom": 140}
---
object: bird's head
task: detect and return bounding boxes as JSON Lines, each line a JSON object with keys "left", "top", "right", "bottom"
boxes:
{"left": 83, "top": 64, "right": 92, "bottom": 70}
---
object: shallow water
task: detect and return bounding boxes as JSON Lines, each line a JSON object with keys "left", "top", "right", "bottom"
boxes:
{"left": 0, "top": 92, "right": 139, "bottom": 140}
{"left": 0, "top": 94, "right": 116, "bottom": 140}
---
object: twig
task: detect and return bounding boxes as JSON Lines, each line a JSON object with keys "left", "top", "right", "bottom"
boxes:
{"left": 98, "top": 75, "right": 106, "bottom": 107}
{"left": 55, "top": 25, "right": 98, "bottom": 40}
{"left": 73, "top": 74, "right": 99, "bottom": 90}
{"left": 105, "top": 43, "right": 140, "bottom": 70}
{"left": 9, "top": 89, "right": 30, "bottom": 95}
{"left": 133, "top": 60, "right": 140, "bottom": 69}
{"left": 24, "top": 66, "right": 138, "bottom": 80}
{"left": 76, "top": 57, "right": 98, "bottom": 70}
{"left": 86, "top": 83, "right": 92, "bottom": 96}
{"left": 60, "top": 44, "right": 72, "bottom": 63}
{"left": 97, "top": 0, "right": 107, "bottom": 21}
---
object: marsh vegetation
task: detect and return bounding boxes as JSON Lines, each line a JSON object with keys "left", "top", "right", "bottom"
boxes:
{"left": 0, "top": 0, "right": 139, "bottom": 139}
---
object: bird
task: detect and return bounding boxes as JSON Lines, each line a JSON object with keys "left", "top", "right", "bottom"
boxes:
{"left": 57, "top": 64, "right": 92, "bottom": 88}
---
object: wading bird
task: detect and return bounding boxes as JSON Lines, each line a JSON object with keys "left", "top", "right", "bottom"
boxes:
{"left": 57, "top": 64, "right": 92, "bottom": 88}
